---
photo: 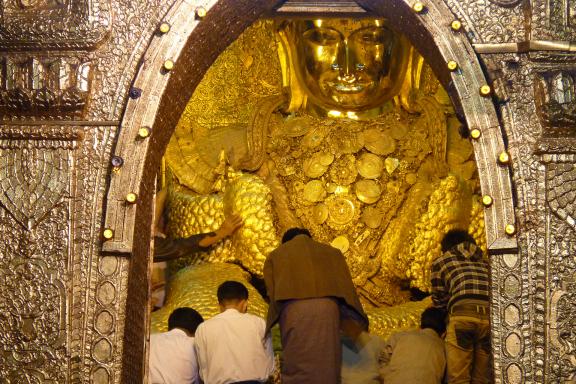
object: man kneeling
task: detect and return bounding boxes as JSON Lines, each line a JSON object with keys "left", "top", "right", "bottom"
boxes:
{"left": 194, "top": 281, "right": 274, "bottom": 384}
{"left": 149, "top": 307, "right": 204, "bottom": 383}
{"left": 379, "top": 307, "right": 447, "bottom": 384}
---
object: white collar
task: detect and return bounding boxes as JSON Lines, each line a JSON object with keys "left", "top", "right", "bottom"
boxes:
{"left": 167, "top": 328, "right": 189, "bottom": 336}
{"left": 219, "top": 308, "right": 243, "bottom": 316}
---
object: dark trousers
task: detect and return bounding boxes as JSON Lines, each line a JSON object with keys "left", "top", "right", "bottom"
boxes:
{"left": 279, "top": 297, "right": 341, "bottom": 384}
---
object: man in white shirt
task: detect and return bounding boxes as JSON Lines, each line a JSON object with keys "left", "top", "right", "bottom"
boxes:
{"left": 194, "top": 281, "right": 274, "bottom": 384}
{"left": 149, "top": 307, "right": 204, "bottom": 384}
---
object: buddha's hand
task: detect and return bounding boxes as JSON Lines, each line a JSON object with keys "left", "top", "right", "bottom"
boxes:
{"left": 217, "top": 214, "right": 243, "bottom": 238}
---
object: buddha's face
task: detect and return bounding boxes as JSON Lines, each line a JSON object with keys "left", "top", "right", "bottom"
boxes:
{"left": 282, "top": 19, "right": 408, "bottom": 112}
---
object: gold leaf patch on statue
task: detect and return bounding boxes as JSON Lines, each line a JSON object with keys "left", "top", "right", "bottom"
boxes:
{"left": 331, "top": 235, "right": 350, "bottom": 253}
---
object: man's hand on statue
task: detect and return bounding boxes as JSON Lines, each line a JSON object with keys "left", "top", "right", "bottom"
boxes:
{"left": 217, "top": 214, "right": 243, "bottom": 238}
{"left": 198, "top": 214, "right": 243, "bottom": 248}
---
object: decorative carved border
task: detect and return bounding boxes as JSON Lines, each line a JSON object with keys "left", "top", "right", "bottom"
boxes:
{"left": 0, "top": 0, "right": 112, "bottom": 50}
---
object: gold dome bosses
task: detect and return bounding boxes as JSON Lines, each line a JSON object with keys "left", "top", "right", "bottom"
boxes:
{"left": 479, "top": 85, "right": 492, "bottom": 97}
{"left": 331, "top": 235, "right": 350, "bottom": 253}
{"left": 303, "top": 152, "right": 334, "bottom": 178}
{"left": 283, "top": 116, "right": 312, "bottom": 137}
{"left": 163, "top": 59, "right": 174, "bottom": 71}
{"left": 356, "top": 153, "right": 384, "bottom": 179}
{"left": 447, "top": 61, "right": 459, "bottom": 71}
{"left": 413, "top": 2, "right": 425, "bottom": 13}
{"left": 312, "top": 203, "right": 329, "bottom": 224}
{"left": 326, "top": 196, "right": 356, "bottom": 226}
{"left": 355, "top": 180, "right": 382, "bottom": 204}
{"left": 470, "top": 129, "right": 482, "bottom": 139}
{"left": 329, "top": 154, "right": 358, "bottom": 185}
{"left": 158, "top": 22, "right": 171, "bottom": 34}
{"left": 363, "top": 128, "right": 396, "bottom": 156}
{"left": 195, "top": 6, "right": 207, "bottom": 19}
{"left": 481, "top": 195, "right": 493, "bottom": 207}
{"left": 505, "top": 224, "right": 516, "bottom": 236}
{"left": 103, "top": 228, "right": 114, "bottom": 240}
{"left": 384, "top": 157, "right": 400, "bottom": 174}
{"left": 451, "top": 20, "right": 462, "bottom": 31}
{"left": 361, "top": 206, "right": 384, "bottom": 228}
{"left": 498, "top": 151, "right": 510, "bottom": 165}
{"left": 126, "top": 193, "right": 138, "bottom": 204}
{"left": 138, "top": 126, "right": 151, "bottom": 138}
{"left": 303, "top": 180, "right": 327, "bottom": 202}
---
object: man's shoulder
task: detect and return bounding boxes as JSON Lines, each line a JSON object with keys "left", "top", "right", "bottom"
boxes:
{"left": 242, "top": 312, "right": 267, "bottom": 325}
{"left": 151, "top": 329, "right": 183, "bottom": 339}
{"left": 432, "top": 251, "right": 459, "bottom": 266}
{"left": 150, "top": 331, "right": 165, "bottom": 343}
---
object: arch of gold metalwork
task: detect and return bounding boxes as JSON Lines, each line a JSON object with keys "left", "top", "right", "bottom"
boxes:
{"left": 101, "top": 0, "right": 517, "bottom": 380}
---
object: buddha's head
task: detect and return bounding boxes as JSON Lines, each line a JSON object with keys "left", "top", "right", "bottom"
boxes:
{"left": 277, "top": 19, "right": 410, "bottom": 115}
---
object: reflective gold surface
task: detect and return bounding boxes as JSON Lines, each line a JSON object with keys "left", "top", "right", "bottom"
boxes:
{"left": 277, "top": 19, "right": 410, "bottom": 115}
{"left": 1, "top": 0, "right": 568, "bottom": 380}
{"left": 159, "top": 19, "right": 485, "bottom": 337}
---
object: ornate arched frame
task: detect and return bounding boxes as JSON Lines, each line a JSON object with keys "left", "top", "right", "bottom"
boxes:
{"left": 103, "top": 0, "right": 517, "bottom": 379}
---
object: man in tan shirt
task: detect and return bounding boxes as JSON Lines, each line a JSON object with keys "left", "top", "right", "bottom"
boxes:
{"left": 379, "top": 307, "right": 447, "bottom": 384}
{"left": 264, "top": 227, "right": 368, "bottom": 384}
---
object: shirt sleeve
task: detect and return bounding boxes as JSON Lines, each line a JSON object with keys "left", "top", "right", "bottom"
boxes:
{"left": 190, "top": 339, "right": 200, "bottom": 384}
{"left": 153, "top": 232, "right": 215, "bottom": 262}
{"left": 193, "top": 325, "right": 207, "bottom": 382}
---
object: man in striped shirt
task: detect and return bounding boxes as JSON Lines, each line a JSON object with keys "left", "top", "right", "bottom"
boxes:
{"left": 431, "top": 229, "right": 492, "bottom": 384}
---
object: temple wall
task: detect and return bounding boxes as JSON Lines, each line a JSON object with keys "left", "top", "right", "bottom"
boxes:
{"left": 0, "top": 0, "right": 574, "bottom": 383}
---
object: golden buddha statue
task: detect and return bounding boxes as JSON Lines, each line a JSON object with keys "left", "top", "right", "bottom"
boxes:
{"left": 151, "top": 18, "right": 484, "bottom": 338}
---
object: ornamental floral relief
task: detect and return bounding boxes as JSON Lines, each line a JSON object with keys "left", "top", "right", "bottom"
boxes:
{"left": 548, "top": 222, "right": 576, "bottom": 382}
{"left": 0, "top": 140, "right": 73, "bottom": 229}
{"left": 444, "top": 0, "right": 525, "bottom": 44}
{"left": 0, "top": 202, "right": 69, "bottom": 382}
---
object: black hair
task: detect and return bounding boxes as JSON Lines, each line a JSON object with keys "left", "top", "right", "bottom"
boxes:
{"left": 441, "top": 229, "right": 476, "bottom": 253}
{"left": 282, "top": 227, "right": 312, "bottom": 243}
{"left": 168, "top": 307, "right": 204, "bottom": 334}
{"left": 217, "top": 281, "right": 249, "bottom": 304}
{"left": 420, "top": 307, "right": 447, "bottom": 336}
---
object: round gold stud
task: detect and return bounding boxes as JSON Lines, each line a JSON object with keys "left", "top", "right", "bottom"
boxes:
{"left": 138, "top": 126, "right": 151, "bottom": 138}
{"left": 470, "top": 129, "right": 482, "bottom": 139}
{"left": 505, "top": 224, "right": 516, "bottom": 236}
{"left": 126, "top": 193, "right": 138, "bottom": 204}
{"left": 451, "top": 20, "right": 462, "bottom": 31}
{"left": 479, "top": 85, "right": 492, "bottom": 97}
{"left": 447, "top": 60, "right": 459, "bottom": 71}
{"left": 158, "top": 23, "right": 171, "bottom": 34}
{"left": 413, "top": 2, "right": 425, "bottom": 12}
{"left": 196, "top": 6, "right": 207, "bottom": 18}
{"left": 103, "top": 228, "right": 114, "bottom": 240}
{"left": 163, "top": 60, "right": 174, "bottom": 71}
{"left": 498, "top": 151, "right": 510, "bottom": 165}
{"left": 481, "top": 195, "right": 493, "bottom": 207}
